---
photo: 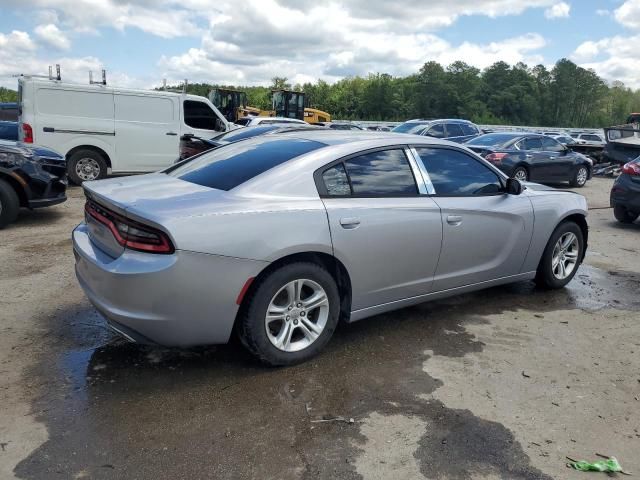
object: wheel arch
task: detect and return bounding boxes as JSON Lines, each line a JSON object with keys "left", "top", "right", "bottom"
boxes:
{"left": 66, "top": 145, "right": 112, "bottom": 168}
{"left": 235, "top": 251, "right": 353, "bottom": 328}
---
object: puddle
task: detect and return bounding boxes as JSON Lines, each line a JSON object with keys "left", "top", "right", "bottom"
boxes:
{"left": 15, "top": 264, "right": 638, "bottom": 479}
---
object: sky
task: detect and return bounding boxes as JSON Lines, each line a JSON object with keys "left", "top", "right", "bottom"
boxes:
{"left": 0, "top": 0, "right": 639, "bottom": 91}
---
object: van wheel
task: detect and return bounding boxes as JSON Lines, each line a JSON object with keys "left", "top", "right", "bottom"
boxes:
{"left": 238, "top": 262, "right": 340, "bottom": 366}
{"left": 0, "top": 179, "right": 20, "bottom": 229}
{"left": 68, "top": 150, "right": 107, "bottom": 184}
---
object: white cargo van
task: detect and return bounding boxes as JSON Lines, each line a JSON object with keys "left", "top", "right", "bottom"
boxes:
{"left": 18, "top": 77, "right": 232, "bottom": 183}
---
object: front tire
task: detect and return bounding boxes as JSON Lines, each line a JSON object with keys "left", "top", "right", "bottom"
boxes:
{"left": 0, "top": 179, "right": 20, "bottom": 229}
{"left": 68, "top": 150, "right": 107, "bottom": 184}
{"left": 238, "top": 262, "right": 340, "bottom": 366}
{"left": 570, "top": 166, "right": 588, "bottom": 187}
{"left": 613, "top": 205, "right": 639, "bottom": 224}
{"left": 535, "top": 221, "right": 584, "bottom": 289}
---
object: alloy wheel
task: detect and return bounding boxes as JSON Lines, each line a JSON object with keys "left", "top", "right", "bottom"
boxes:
{"left": 514, "top": 169, "right": 528, "bottom": 182}
{"left": 76, "top": 158, "right": 101, "bottom": 181}
{"left": 576, "top": 167, "right": 588, "bottom": 186}
{"left": 265, "top": 278, "right": 330, "bottom": 352}
{"left": 551, "top": 232, "right": 579, "bottom": 280}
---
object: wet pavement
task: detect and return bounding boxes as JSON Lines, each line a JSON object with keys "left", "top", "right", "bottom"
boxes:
{"left": 2, "top": 178, "right": 640, "bottom": 479}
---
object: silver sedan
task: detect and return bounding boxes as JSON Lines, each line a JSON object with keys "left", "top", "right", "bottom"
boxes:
{"left": 73, "top": 131, "right": 588, "bottom": 365}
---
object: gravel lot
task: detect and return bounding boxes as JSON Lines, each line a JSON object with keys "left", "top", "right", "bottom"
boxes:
{"left": 1, "top": 177, "right": 638, "bottom": 479}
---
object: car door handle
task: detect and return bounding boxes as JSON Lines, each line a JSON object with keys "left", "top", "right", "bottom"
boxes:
{"left": 339, "top": 217, "right": 361, "bottom": 229}
{"left": 525, "top": 154, "right": 533, "bottom": 158}
{"left": 166, "top": 132, "right": 178, "bottom": 136}
{"left": 446, "top": 215, "right": 462, "bottom": 226}
{"left": 549, "top": 156, "right": 556, "bottom": 160}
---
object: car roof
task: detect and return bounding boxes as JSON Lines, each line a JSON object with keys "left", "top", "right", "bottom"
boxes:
{"left": 402, "top": 118, "right": 476, "bottom": 125}
{"left": 263, "top": 129, "right": 456, "bottom": 146}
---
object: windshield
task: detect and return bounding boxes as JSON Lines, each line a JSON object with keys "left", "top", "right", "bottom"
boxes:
{"left": 391, "top": 122, "right": 429, "bottom": 134}
{"left": 466, "top": 133, "right": 520, "bottom": 147}
{"left": 166, "top": 137, "right": 325, "bottom": 191}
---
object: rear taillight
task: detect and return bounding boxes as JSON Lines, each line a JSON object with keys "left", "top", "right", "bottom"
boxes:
{"left": 485, "top": 152, "right": 508, "bottom": 164}
{"left": 622, "top": 161, "right": 640, "bottom": 176}
{"left": 85, "top": 201, "right": 174, "bottom": 254}
{"left": 22, "top": 123, "right": 33, "bottom": 143}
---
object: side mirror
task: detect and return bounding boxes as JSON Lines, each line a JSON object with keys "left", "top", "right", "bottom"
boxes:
{"left": 506, "top": 177, "right": 523, "bottom": 195}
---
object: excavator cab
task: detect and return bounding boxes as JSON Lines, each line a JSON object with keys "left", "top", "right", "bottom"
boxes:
{"left": 209, "top": 88, "right": 248, "bottom": 122}
{"left": 272, "top": 90, "right": 305, "bottom": 120}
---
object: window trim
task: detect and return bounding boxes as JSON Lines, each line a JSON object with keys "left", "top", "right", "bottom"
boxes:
{"left": 314, "top": 145, "right": 423, "bottom": 199}
{"left": 410, "top": 144, "right": 508, "bottom": 198}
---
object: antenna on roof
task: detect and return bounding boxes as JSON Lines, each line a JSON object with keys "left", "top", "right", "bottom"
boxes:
{"left": 89, "top": 69, "right": 107, "bottom": 86}
{"left": 183, "top": 79, "right": 188, "bottom": 93}
{"left": 56, "top": 64, "right": 61, "bottom": 81}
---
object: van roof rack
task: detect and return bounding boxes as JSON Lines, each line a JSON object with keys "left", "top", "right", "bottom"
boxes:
{"left": 89, "top": 69, "right": 106, "bottom": 86}
{"left": 161, "top": 78, "right": 189, "bottom": 94}
{"left": 12, "top": 64, "right": 62, "bottom": 80}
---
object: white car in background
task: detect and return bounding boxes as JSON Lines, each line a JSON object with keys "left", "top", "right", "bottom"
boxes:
{"left": 571, "top": 132, "right": 605, "bottom": 147}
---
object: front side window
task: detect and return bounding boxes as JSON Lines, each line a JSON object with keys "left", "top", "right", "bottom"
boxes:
{"left": 460, "top": 123, "right": 479, "bottom": 136}
{"left": 415, "top": 147, "right": 503, "bottom": 196}
{"left": 426, "top": 124, "right": 446, "bottom": 138}
{"left": 446, "top": 123, "right": 464, "bottom": 137}
{"left": 321, "top": 149, "right": 418, "bottom": 197}
{"left": 184, "top": 100, "right": 223, "bottom": 131}
{"left": 541, "top": 137, "right": 565, "bottom": 152}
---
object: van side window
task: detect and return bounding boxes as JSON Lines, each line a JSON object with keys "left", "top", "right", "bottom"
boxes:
{"left": 184, "top": 100, "right": 223, "bottom": 131}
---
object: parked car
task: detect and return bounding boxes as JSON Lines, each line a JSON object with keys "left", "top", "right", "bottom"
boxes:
{"left": 575, "top": 133, "right": 605, "bottom": 147}
{"left": 178, "top": 124, "right": 318, "bottom": 160}
{"left": 610, "top": 157, "right": 640, "bottom": 224}
{"left": 235, "top": 116, "right": 307, "bottom": 127}
{"left": 73, "top": 131, "right": 588, "bottom": 365}
{"left": 0, "top": 102, "right": 18, "bottom": 121}
{"left": 466, "top": 133, "right": 592, "bottom": 187}
{"left": 18, "top": 76, "right": 232, "bottom": 184}
{"left": 553, "top": 134, "right": 583, "bottom": 146}
{"left": 0, "top": 140, "right": 67, "bottom": 228}
{"left": 312, "top": 122, "right": 363, "bottom": 130}
{"left": 391, "top": 119, "right": 481, "bottom": 143}
{"left": 0, "top": 121, "right": 18, "bottom": 141}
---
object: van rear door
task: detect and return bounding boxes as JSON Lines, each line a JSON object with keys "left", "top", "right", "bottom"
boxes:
{"left": 114, "top": 93, "right": 180, "bottom": 172}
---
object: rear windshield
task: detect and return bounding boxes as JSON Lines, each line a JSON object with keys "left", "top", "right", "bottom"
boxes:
{"left": 166, "top": 137, "right": 324, "bottom": 191}
{"left": 466, "top": 134, "right": 519, "bottom": 147}
{"left": 391, "top": 122, "right": 429, "bottom": 134}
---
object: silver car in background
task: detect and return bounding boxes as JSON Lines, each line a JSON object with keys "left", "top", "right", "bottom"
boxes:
{"left": 73, "top": 131, "right": 588, "bottom": 365}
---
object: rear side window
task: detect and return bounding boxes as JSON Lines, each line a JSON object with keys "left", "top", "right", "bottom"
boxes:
{"left": 415, "top": 148, "right": 502, "bottom": 196}
{"left": 446, "top": 123, "right": 464, "bottom": 137}
{"left": 522, "top": 137, "right": 542, "bottom": 150}
{"left": 321, "top": 149, "right": 418, "bottom": 196}
{"left": 167, "top": 137, "right": 324, "bottom": 191}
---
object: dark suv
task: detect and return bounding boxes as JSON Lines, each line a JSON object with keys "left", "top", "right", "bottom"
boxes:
{"left": 0, "top": 140, "right": 67, "bottom": 228}
{"left": 391, "top": 119, "right": 482, "bottom": 143}
{"left": 610, "top": 157, "right": 640, "bottom": 224}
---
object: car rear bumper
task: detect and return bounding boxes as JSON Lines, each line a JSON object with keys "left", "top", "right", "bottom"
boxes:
{"left": 611, "top": 174, "right": 640, "bottom": 211}
{"left": 73, "top": 222, "right": 268, "bottom": 347}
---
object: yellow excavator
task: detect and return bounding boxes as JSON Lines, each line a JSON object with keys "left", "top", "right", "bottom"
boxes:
{"left": 209, "top": 87, "right": 331, "bottom": 124}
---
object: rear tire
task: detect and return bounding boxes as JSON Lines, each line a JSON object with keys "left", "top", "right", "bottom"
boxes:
{"left": 238, "top": 262, "right": 340, "bottom": 366}
{"left": 512, "top": 166, "right": 528, "bottom": 182}
{"left": 68, "top": 150, "right": 107, "bottom": 185}
{"left": 535, "top": 221, "right": 584, "bottom": 289}
{"left": 569, "top": 166, "right": 588, "bottom": 187}
{"left": 0, "top": 179, "right": 20, "bottom": 229}
{"left": 613, "top": 205, "right": 639, "bottom": 224}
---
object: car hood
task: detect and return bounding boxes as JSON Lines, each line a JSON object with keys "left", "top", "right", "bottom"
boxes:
{"left": 0, "top": 139, "right": 64, "bottom": 160}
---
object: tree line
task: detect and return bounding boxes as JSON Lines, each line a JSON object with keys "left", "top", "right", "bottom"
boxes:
{"left": 3, "top": 58, "right": 638, "bottom": 127}
{"left": 179, "top": 58, "right": 640, "bottom": 128}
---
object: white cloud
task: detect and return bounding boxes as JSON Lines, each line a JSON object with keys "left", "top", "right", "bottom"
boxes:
{"left": 573, "top": 34, "right": 640, "bottom": 88}
{"left": 34, "top": 24, "right": 71, "bottom": 50}
{"left": 544, "top": 2, "right": 570, "bottom": 19}
{"left": 0, "top": 30, "right": 36, "bottom": 51}
{"left": 596, "top": 9, "right": 609, "bottom": 17}
{"left": 614, "top": 0, "right": 640, "bottom": 29}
